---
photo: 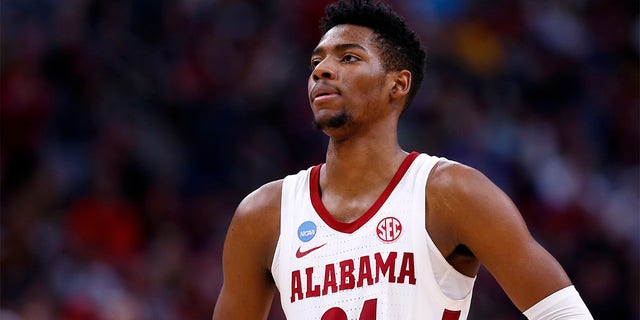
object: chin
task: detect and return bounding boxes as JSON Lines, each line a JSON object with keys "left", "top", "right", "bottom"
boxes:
{"left": 313, "top": 112, "right": 351, "bottom": 130}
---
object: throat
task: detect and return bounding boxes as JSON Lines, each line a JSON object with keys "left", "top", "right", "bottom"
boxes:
{"left": 320, "top": 187, "right": 382, "bottom": 224}
{"left": 312, "top": 151, "right": 415, "bottom": 227}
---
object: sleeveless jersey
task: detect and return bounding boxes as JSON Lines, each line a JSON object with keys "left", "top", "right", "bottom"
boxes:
{"left": 271, "top": 152, "right": 476, "bottom": 320}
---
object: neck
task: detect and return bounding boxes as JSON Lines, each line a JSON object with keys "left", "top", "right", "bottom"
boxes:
{"left": 321, "top": 130, "right": 407, "bottom": 196}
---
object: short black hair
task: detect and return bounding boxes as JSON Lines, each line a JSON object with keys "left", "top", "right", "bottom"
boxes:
{"left": 320, "top": 0, "right": 426, "bottom": 110}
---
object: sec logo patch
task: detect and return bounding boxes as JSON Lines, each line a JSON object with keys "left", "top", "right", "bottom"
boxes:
{"left": 377, "top": 217, "right": 402, "bottom": 242}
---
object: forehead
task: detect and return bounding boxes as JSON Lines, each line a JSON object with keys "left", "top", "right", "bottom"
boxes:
{"left": 314, "top": 24, "right": 378, "bottom": 53}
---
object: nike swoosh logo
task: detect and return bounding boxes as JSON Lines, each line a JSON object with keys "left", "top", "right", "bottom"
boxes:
{"left": 295, "top": 243, "right": 327, "bottom": 258}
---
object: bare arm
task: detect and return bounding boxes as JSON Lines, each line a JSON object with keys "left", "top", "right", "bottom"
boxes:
{"left": 427, "top": 161, "right": 572, "bottom": 311}
{"left": 212, "top": 181, "right": 282, "bottom": 320}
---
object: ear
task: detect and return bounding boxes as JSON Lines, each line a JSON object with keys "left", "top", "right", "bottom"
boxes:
{"left": 389, "top": 70, "right": 412, "bottom": 100}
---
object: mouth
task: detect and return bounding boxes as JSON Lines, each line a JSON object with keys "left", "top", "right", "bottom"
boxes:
{"left": 313, "top": 92, "right": 339, "bottom": 102}
{"left": 311, "top": 84, "right": 340, "bottom": 102}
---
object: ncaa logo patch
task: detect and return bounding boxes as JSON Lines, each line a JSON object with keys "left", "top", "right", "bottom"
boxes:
{"left": 297, "top": 221, "right": 317, "bottom": 242}
{"left": 377, "top": 217, "right": 402, "bottom": 242}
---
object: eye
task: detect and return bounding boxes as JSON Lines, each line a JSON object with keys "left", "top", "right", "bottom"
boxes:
{"left": 309, "top": 59, "right": 321, "bottom": 71}
{"left": 342, "top": 54, "right": 359, "bottom": 63}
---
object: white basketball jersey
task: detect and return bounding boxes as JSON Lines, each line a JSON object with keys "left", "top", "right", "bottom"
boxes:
{"left": 271, "top": 152, "right": 475, "bottom": 320}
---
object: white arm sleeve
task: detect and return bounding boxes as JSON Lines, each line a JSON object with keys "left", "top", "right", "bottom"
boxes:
{"left": 523, "top": 286, "right": 593, "bottom": 320}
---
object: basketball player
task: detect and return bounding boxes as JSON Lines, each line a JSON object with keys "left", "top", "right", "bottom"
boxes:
{"left": 212, "top": 1, "right": 593, "bottom": 319}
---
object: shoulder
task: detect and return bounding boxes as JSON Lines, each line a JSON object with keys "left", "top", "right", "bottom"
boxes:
{"left": 236, "top": 179, "right": 283, "bottom": 218}
{"left": 228, "top": 180, "right": 283, "bottom": 268}
{"left": 426, "top": 160, "right": 507, "bottom": 213}
{"left": 426, "top": 159, "right": 495, "bottom": 204}
{"left": 424, "top": 160, "right": 498, "bottom": 254}
{"left": 425, "top": 159, "right": 525, "bottom": 254}
{"left": 426, "top": 159, "right": 520, "bottom": 223}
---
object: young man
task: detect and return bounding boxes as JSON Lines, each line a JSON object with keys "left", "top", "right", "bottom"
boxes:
{"left": 212, "top": 1, "right": 593, "bottom": 319}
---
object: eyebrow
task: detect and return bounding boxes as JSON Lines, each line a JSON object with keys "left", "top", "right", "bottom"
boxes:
{"left": 312, "top": 43, "right": 368, "bottom": 56}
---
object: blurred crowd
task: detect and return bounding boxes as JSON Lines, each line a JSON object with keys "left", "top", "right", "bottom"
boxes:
{"left": 1, "top": 0, "right": 638, "bottom": 319}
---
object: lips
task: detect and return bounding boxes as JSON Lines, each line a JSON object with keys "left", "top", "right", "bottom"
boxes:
{"left": 310, "top": 84, "right": 340, "bottom": 102}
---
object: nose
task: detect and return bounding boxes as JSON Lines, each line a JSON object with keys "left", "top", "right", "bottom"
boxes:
{"left": 311, "top": 59, "right": 336, "bottom": 82}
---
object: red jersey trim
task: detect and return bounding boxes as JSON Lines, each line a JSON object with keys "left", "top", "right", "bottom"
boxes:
{"left": 309, "top": 152, "right": 420, "bottom": 234}
{"left": 442, "top": 309, "right": 461, "bottom": 320}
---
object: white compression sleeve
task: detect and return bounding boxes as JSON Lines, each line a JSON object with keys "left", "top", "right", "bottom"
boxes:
{"left": 523, "top": 286, "right": 594, "bottom": 320}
